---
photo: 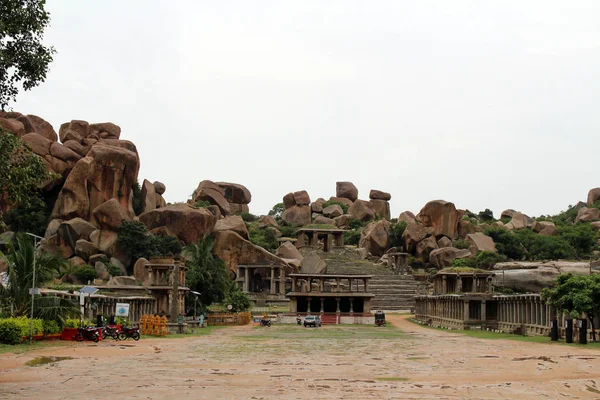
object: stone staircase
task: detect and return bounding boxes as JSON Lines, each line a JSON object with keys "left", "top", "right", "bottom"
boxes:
{"left": 317, "top": 251, "right": 419, "bottom": 311}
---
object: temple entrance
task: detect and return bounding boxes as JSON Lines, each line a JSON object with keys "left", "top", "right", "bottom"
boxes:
{"left": 324, "top": 298, "right": 337, "bottom": 313}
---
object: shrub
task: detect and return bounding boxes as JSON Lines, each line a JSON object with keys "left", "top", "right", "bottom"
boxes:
{"left": 194, "top": 200, "right": 211, "bottom": 208}
{"left": 225, "top": 283, "right": 252, "bottom": 313}
{"left": 43, "top": 320, "right": 60, "bottom": 335}
{"left": 278, "top": 225, "right": 296, "bottom": 238}
{"left": 513, "top": 229, "right": 575, "bottom": 260}
{"left": 344, "top": 230, "right": 361, "bottom": 246}
{"left": 389, "top": 221, "right": 407, "bottom": 249}
{"left": 478, "top": 209, "right": 495, "bottom": 222}
{"left": 559, "top": 223, "right": 599, "bottom": 258}
{"left": 241, "top": 212, "right": 258, "bottom": 222}
{"left": 348, "top": 218, "right": 365, "bottom": 230}
{"left": 453, "top": 239, "right": 470, "bottom": 250}
{"left": 0, "top": 317, "right": 44, "bottom": 344}
{"left": 408, "top": 256, "right": 425, "bottom": 269}
{"left": 106, "top": 263, "right": 122, "bottom": 277}
{"left": 248, "top": 225, "right": 278, "bottom": 252}
{"left": 74, "top": 265, "right": 97, "bottom": 283}
{"left": 322, "top": 200, "right": 349, "bottom": 214}
{"left": 0, "top": 319, "right": 23, "bottom": 344}
{"left": 117, "top": 220, "right": 183, "bottom": 271}
{"left": 451, "top": 258, "right": 476, "bottom": 268}
{"left": 4, "top": 194, "right": 50, "bottom": 237}
{"left": 474, "top": 251, "right": 507, "bottom": 269}
{"left": 485, "top": 227, "right": 525, "bottom": 260}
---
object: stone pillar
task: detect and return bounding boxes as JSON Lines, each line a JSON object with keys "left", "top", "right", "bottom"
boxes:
{"left": 320, "top": 298, "right": 325, "bottom": 313}
{"left": 336, "top": 297, "right": 341, "bottom": 313}
{"left": 169, "top": 259, "right": 180, "bottom": 323}
{"left": 279, "top": 268, "right": 285, "bottom": 295}
{"left": 349, "top": 298, "right": 354, "bottom": 314}
{"left": 270, "top": 267, "right": 276, "bottom": 294}
{"left": 307, "top": 297, "right": 312, "bottom": 314}
{"left": 463, "top": 300, "right": 469, "bottom": 321}
{"left": 242, "top": 267, "right": 249, "bottom": 292}
{"left": 292, "top": 276, "right": 297, "bottom": 292}
{"left": 349, "top": 279, "right": 353, "bottom": 292}
{"left": 481, "top": 301, "right": 486, "bottom": 322}
{"left": 441, "top": 275, "right": 447, "bottom": 294}
{"left": 364, "top": 279, "right": 369, "bottom": 293}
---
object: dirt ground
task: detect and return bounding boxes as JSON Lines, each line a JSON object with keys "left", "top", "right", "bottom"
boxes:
{"left": 2, "top": 314, "right": 600, "bottom": 399}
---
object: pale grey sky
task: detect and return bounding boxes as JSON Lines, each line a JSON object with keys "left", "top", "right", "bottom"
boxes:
{"left": 14, "top": 1, "right": 600, "bottom": 219}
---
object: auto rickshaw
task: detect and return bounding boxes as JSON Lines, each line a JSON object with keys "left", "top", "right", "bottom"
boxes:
{"left": 375, "top": 311, "right": 386, "bottom": 327}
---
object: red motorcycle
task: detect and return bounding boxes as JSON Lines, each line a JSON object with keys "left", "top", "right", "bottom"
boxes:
{"left": 74, "top": 326, "right": 100, "bottom": 342}
{"left": 118, "top": 326, "right": 140, "bottom": 341}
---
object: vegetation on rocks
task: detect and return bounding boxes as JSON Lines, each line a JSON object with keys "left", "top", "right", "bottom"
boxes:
{"left": 117, "top": 220, "right": 182, "bottom": 271}
{"left": 247, "top": 222, "right": 278, "bottom": 252}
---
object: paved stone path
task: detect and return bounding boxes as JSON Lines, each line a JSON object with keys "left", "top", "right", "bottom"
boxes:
{"left": 2, "top": 314, "right": 600, "bottom": 399}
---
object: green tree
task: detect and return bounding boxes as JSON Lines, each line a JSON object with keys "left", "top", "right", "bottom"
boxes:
{"left": 0, "top": 130, "right": 52, "bottom": 211}
{"left": 4, "top": 193, "right": 50, "bottom": 236}
{"left": 0, "top": 233, "right": 78, "bottom": 323}
{"left": 478, "top": 209, "right": 495, "bottom": 222}
{"left": 484, "top": 227, "right": 525, "bottom": 260}
{"left": 268, "top": 203, "right": 284, "bottom": 220}
{"left": 224, "top": 281, "right": 251, "bottom": 313}
{"left": 184, "top": 237, "right": 230, "bottom": 310}
{"left": 389, "top": 221, "right": 407, "bottom": 249}
{"left": 117, "top": 220, "right": 182, "bottom": 272}
{"left": 0, "top": 0, "right": 56, "bottom": 109}
{"left": 542, "top": 273, "right": 600, "bottom": 341}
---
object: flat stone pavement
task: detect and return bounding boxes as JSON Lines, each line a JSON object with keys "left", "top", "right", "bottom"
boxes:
{"left": 2, "top": 314, "right": 600, "bottom": 399}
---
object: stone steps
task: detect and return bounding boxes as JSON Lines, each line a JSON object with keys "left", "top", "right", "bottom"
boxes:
{"left": 316, "top": 249, "right": 418, "bottom": 310}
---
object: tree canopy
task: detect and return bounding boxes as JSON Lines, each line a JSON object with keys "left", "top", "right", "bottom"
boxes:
{"left": 0, "top": 0, "right": 56, "bottom": 109}
{"left": 0, "top": 130, "right": 50, "bottom": 209}
{"left": 542, "top": 273, "right": 600, "bottom": 340}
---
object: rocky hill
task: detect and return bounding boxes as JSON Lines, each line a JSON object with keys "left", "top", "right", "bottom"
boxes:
{"left": 1, "top": 112, "right": 599, "bottom": 293}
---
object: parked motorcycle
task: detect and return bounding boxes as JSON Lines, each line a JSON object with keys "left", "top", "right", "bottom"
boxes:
{"left": 118, "top": 326, "right": 141, "bottom": 341}
{"left": 102, "top": 325, "right": 120, "bottom": 340}
{"left": 260, "top": 319, "right": 271, "bottom": 327}
{"left": 74, "top": 326, "right": 100, "bottom": 342}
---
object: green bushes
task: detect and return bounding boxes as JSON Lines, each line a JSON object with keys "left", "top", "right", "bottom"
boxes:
{"left": 248, "top": 224, "right": 278, "bottom": 252}
{"left": 389, "top": 221, "right": 407, "bottom": 249}
{"left": 474, "top": 251, "right": 507, "bottom": 269}
{"left": 477, "top": 209, "right": 495, "bottom": 222}
{"left": 194, "top": 200, "right": 211, "bottom": 208}
{"left": 453, "top": 239, "right": 470, "bottom": 250}
{"left": 74, "top": 265, "right": 97, "bottom": 283}
{"left": 117, "top": 220, "right": 183, "bottom": 271}
{"left": 241, "top": 212, "right": 258, "bottom": 222}
{"left": 485, "top": 227, "right": 525, "bottom": 260}
{"left": 348, "top": 218, "right": 365, "bottom": 230}
{"left": 450, "top": 252, "right": 507, "bottom": 270}
{"left": 43, "top": 320, "right": 60, "bottom": 335}
{"left": 344, "top": 230, "right": 361, "bottom": 246}
{"left": 106, "top": 262, "right": 122, "bottom": 277}
{"left": 0, "top": 319, "right": 23, "bottom": 344}
{"left": 0, "top": 317, "right": 44, "bottom": 344}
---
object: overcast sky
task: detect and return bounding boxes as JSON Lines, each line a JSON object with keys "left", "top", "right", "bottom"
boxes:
{"left": 14, "top": 1, "right": 600, "bottom": 219}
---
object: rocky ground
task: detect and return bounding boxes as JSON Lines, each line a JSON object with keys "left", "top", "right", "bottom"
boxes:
{"left": 2, "top": 315, "right": 600, "bottom": 399}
